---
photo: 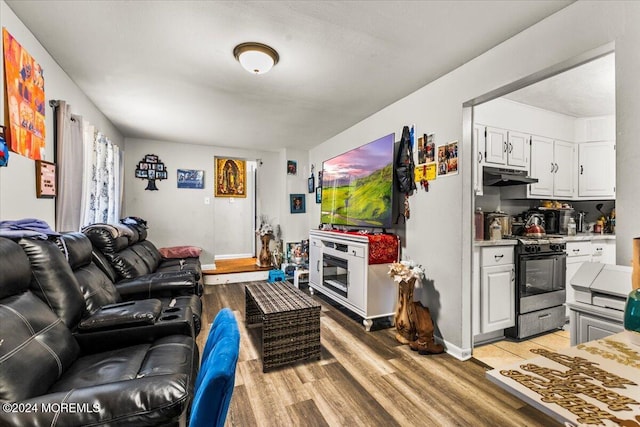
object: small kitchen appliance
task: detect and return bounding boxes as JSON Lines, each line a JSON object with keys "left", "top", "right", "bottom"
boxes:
{"left": 576, "top": 211, "right": 587, "bottom": 232}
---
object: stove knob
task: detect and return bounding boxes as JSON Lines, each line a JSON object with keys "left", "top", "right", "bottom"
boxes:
{"left": 525, "top": 246, "right": 532, "bottom": 253}
{"left": 536, "top": 246, "right": 541, "bottom": 252}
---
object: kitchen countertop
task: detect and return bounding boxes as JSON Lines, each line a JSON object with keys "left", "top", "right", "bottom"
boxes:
{"left": 474, "top": 234, "right": 615, "bottom": 246}
{"left": 563, "top": 233, "right": 616, "bottom": 242}
{"left": 474, "top": 239, "right": 518, "bottom": 247}
{"left": 486, "top": 331, "right": 640, "bottom": 425}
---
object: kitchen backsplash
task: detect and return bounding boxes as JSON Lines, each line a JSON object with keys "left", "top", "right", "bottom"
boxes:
{"left": 476, "top": 186, "right": 615, "bottom": 226}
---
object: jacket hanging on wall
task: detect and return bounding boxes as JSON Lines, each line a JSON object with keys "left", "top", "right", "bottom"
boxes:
{"left": 395, "top": 125, "right": 416, "bottom": 222}
{"left": 0, "top": 135, "right": 8, "bottom": 167}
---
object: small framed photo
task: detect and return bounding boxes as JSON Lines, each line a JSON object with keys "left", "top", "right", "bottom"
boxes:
{"left": 315, "top": 186, "right": 322, "bottom": 203}
{"left": 290, "top": 194, "right": 305, "bottom": 213}
{"left": 308, "top": 175, "right": 315, "bottom": 193}
{"left": 35, "top": 160, "right": 56, "bottom": 198}
{"left": 177, "top": 169, "right": 204, "bottom": 189}
{"left": 287, "top": 160, "right": 297, "bottom": 175}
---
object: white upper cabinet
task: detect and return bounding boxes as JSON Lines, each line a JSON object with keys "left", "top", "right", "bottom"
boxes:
{"left": 507, "top": 131, "right": 529, "bottom": 168}
{"left": 529, "top": 137, "right": 574, "bottom": 198}
{"left": 485, "top": 127, "right": 508, "bottom": 165}
{"left": 552, "top": 140, "right": 575, "bottom": 198}
{"left": 578, "top": 141, "right": 616, "bottom": 199}
{"left": 484, "top": 127, "right": 528, "bottom": 170}
{"left": 529, "top": 136, "right": 555, "bottom": 197}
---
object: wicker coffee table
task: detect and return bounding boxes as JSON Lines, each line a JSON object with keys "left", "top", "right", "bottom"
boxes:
{"left": 245, "top": 281, "right": 321, "bottom": 372}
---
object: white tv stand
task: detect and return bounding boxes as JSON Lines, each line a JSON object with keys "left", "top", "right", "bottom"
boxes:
{"left": 308, "top": 230, "right": 397, "bottom": 331}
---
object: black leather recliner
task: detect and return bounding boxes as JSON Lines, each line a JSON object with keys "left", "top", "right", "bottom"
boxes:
{"left": 0, "top": 237, "right": 198, "bottom": 426}
{"left": 83, "top": 223, "right": 203, "bottom": 296}
{"left": 58, "top": 232, "right": 202, "bottom": 336}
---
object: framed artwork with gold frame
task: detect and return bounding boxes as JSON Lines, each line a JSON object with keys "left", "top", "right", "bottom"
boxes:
{"left": 215, "top": 157, "right": 246, "bottom": 197}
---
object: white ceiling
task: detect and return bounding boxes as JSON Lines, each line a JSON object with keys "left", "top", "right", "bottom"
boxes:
{"left": 6, "top": 1, "right": 573, "bottom": 151}
{"left": 503, "top": 53, "right": 615, "bottom": 117}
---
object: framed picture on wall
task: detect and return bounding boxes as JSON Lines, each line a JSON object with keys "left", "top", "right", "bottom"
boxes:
{"left": 308, "top": 175, "right": 315, "bottom": 193}
{"left": 290, "top": 194, "right": 305, "bottom": 213}
{"left": 177, "top": 169, "right": 204, "bottom": 189}
{"left": 215, "top": 158, "right": 246, "bottom": 197}
{"left": 315, "top": 186, "right": 322, "bottom": 203}
{"left": 35, "top": 160, "right": 56, "bottom": 198}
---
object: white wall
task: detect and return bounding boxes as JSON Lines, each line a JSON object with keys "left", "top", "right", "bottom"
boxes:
{"left": 124, "top": 138, "right": 283, "bottom": 265}
{"left": 310, "top": 1, "right": 640, "bottom": 358}
{"left": 0, "top": 1, "right": 123, "bottom": 226}
{"left": 475, "top": 97, "right": 576, "bottom": 141}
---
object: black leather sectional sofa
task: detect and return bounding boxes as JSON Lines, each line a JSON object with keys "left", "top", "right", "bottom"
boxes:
{"left": 81, "top": 222, "right": 204, "bottom": 334}
{"left": 0, "top": 235, "right": 200, "bottom": 426}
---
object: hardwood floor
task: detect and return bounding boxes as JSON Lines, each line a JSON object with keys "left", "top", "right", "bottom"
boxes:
{"left": 197, "top": 282, "right": 557, "bottom": 426}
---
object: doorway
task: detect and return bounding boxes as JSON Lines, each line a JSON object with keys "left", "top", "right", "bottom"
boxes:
{"left": 465, "top": 44, "right": 616, "bottom": 359}
{"left": 214, "top": 160, "right": 257, "bottom": 260}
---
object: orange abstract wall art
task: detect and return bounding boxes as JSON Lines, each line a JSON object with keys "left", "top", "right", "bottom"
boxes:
{"left": 3, "top": 28, "right": 46, "bottom": 160}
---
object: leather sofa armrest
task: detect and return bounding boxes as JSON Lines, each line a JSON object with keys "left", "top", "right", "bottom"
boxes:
{"left": 0, "top": 374, "right": 190, "bottom": 426}
{"left": 115, "top": 271, "right": 196, "bottom": 297}
{"left": 77, "top": 299, "right": 162, "bottom": 332}
{"left": 75, "top": 306, "right": 195, "bottom": 352}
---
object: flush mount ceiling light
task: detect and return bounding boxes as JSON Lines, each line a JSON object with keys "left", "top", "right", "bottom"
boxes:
{"left": 233, "top": 42, "right": 279, "bottom": 75}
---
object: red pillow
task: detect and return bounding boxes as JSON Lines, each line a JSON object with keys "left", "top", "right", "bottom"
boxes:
{"left": 159, "top": 246, "right": 202, "bottom": 259}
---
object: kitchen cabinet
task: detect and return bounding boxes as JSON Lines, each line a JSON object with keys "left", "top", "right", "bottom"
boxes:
{"left": 480, "top": 246, "right": 515, "bottom": 333}
{"left": 591, "top": 240, "right": 616, "bottom": 265}
{"left": 529, "top": 136, "right": 574, "bottom": 198}
{"left": 572, "top": 310, "right": 624, "bottom": 345}
{"left": 578, "top": 141, "right": 616, "bottom": 199}
{"left": 565, "top": 241, "right": 591, "bottom": 316}
{"left": 483, "top": 127, "right": 529, "bottom": 170}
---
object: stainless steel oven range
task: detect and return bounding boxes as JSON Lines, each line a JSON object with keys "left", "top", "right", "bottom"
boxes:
{"left": 505, "top": 237, "right": 567, "bottom": 339}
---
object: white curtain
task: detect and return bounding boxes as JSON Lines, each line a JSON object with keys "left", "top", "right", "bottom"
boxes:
{"left": 54, "top": 101, "right": 85, "bottom": 231}
{"left": 80, "top": 124, "right": 121, "bottom": 226}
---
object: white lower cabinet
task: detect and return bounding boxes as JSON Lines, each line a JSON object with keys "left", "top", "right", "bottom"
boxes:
{"left": 565, "top": 254, "right": 590, "bottom": 316}
{"left": 591, "top": 240, "right": 616, "bottom": 265}
{"left": 570, "top": 309, "right": 624, "bottom": 345}
{"left": 481, "top": 264, "right": 515, "bottom": 332}
{"left": 478, "top": 246, "right": 515, "bottom": 334}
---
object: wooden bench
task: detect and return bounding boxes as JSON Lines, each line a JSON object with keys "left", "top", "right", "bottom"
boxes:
{"left": 245, "top": 281, "right": 321, "bottom": 372}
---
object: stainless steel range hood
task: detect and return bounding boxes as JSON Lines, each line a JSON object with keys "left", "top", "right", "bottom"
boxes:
{"left": 483, "top": 166, "right": 539, "bottom": 187}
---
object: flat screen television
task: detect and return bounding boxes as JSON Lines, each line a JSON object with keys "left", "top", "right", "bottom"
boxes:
{"left": 321, "top": 133, "right": 395, "bottom": 229}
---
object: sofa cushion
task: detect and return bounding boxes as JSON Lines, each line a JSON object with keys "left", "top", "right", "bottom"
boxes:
{"left": 0, "top": 292, "right": 79, "bottom": 401}
{"left": 0, "top": 237, "right": 32, "bottom": 299}
{"left": 159, "top": 245, "right": 203, "bottom": 259}
{"left": 58, "top": 231, "right": 94, "bottom": 270}
{"left": 50, "top": 335, "right": 195, "bottom": 392}
{"left": 18, "top": 238, "right": 85, "bottom": 328}
{"left": 60, "top": 233, "right": 122, "bottom": 314}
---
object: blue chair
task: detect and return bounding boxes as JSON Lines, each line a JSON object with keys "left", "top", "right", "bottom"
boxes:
{"left": 190, "top": 308, "right": 240, "bottom": 427}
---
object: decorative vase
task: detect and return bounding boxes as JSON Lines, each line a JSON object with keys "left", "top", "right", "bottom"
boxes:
{"left": 258, "top": 235, "right": 272, "bottom": 267}
{"left": 394, "top": 277, "right": 416, "bottom": 344}
{"left": 624, "top": 288, "right": 640, "bottom": 333}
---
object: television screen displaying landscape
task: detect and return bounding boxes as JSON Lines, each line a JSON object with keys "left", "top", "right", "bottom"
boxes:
{"left": 321, "top": 133, "right": 394, "bottom": 229}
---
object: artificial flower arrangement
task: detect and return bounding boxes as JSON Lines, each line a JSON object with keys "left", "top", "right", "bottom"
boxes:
{"left": 388, "top": 260, "right": 425, "bottom": 283}
{"left": 256, "top": 214, "right": 274, "bottom": 237}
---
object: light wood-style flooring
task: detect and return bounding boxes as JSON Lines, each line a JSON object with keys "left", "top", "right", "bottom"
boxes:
{"left": 472, "top": 329, "right": 570, "bottom": 369}
{"left": 197, "top": 282, "right": 557, "bottom": 426}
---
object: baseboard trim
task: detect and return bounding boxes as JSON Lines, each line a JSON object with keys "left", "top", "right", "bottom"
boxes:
{"left": 440, "top": 337, "right": 472, "bottom": 361}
